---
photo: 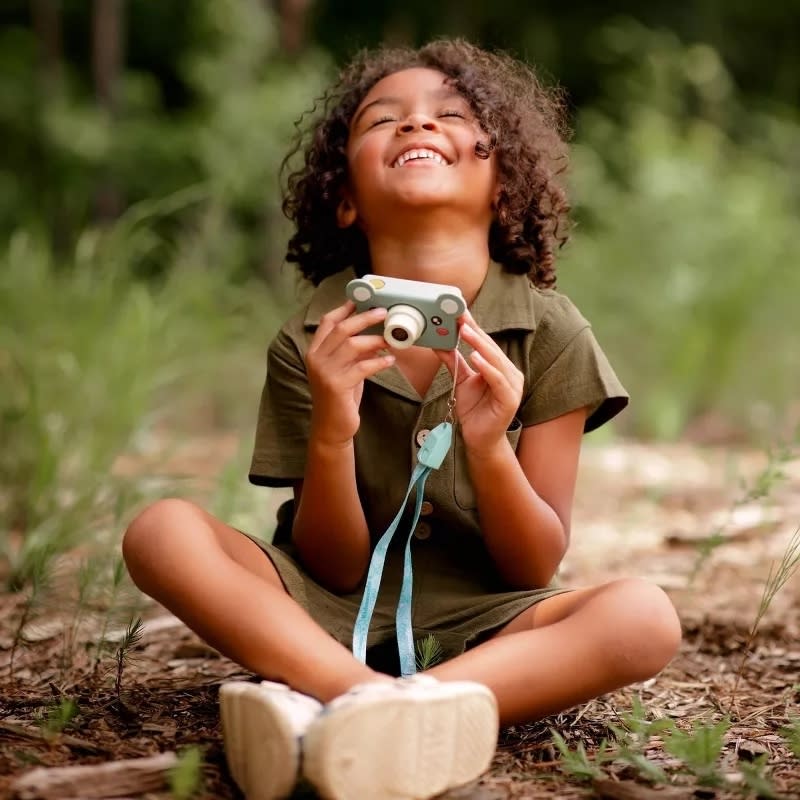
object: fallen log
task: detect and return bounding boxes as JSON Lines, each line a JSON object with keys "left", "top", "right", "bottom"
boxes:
{"left": 11, "top": 752, "right": 178, "bottom": 799}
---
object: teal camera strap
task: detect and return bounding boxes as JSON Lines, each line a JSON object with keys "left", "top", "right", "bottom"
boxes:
{"left": 352, "top": 421, "right": 453, "bottom": 677}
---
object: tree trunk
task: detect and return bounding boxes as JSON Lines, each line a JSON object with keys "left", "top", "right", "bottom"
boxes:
{"left": 273, "top": 0, "right": 311, "bottom": 55}
{"left": 31, "top": 0, "right": 62, "bottom": 91}
{"left": 92, "top": 0, "right": 126, "bottom": 222}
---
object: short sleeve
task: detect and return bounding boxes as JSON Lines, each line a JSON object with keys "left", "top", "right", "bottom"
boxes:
{"left": 518, "top": 297, "right": 629, "bottom": 433}
{"left": 249, "top": 327, "right": 311, "bottom": 487}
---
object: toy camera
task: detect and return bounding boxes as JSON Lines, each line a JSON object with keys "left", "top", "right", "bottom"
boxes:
{"left": 345, "top": 274, "right": 467, "bottom": 350}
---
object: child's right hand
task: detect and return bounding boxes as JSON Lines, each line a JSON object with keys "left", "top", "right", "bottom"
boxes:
{"left": 305, "top": 301, "right": 394, "bottom": 448}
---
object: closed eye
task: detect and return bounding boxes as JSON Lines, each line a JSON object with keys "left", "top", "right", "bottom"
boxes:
{"left": 439, "top": 109, "right": 467, "bottom": 119}
{"left": 368, "top": 115, "right": 396, "bottom": 128}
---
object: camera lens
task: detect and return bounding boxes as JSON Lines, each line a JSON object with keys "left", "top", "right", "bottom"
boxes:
{"left": 383, "top": 304, "right": 425, "bottom": 350}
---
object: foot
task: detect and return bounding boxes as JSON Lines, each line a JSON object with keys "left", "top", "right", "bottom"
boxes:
{"left": 302, "top": 675, "right": 499, "bottom": 800}
{"left": 220, "top": 680, "right": 322, "bottom": 800}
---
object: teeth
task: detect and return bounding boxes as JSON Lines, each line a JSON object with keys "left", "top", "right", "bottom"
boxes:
{"left": 393, "top": 149, "right": 447, "bottom": 167}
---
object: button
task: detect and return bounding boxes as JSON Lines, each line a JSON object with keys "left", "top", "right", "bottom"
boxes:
{"left": 415, "top": 428, "right": 431, "bottom": 446}
{"left": 420, "top": 501, "right": 433, "bottom": 516}
{"left": 414, "top": 522, "right": 431, "bottom": 540}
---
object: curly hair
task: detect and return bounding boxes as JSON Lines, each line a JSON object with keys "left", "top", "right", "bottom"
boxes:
{"left": 281, "top": 39, "right": 571, "bottom": 288}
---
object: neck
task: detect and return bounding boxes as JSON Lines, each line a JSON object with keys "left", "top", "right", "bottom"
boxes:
{"left": 365, "top": 221, "right": 491, "bottom": 305}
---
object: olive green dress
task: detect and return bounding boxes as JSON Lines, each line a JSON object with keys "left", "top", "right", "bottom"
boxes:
{"left": 246, "top": 263, "right": 628, "bottom": 673}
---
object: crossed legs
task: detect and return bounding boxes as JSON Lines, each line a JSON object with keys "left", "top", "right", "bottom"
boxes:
{"left": 122, "top": 498, "right": 681, "bottom": 724}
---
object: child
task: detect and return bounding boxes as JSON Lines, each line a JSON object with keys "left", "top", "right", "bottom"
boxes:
{"left": 122, "top": 39, "right": 682, "bottom": 800}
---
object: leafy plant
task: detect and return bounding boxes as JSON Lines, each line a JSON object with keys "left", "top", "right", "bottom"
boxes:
{"left": 661, "top": 717, "right": 730, "bottom": 786}
{"left": 780, "top": 716, "right": 800, "bottom": 760}
{"left": 549, "top": 730, "right": 611, "bottom": 782}
{"left": 689, "top": 443, "right": 794, "bottom": 583}
{"left": 737, "top": 755, "right": 778, "bottom": 800}
{"left": 8, "top": 544, "right": 56, "bottom": 682}
{"left": 92, "top": 556, "right": 134, "bottom": 676}
{"left": 730, "top": 524, "right": 800, "bottom": 709}
{"left": 115, "top": 616, "right": 144, "bottom": 704}
{"left": 40, "top": 698, "right": 79, "bottom": 737}
{"left": 607, "top": 695, "right": 671, "bottom": 783}
{"left": 169, "top": 746, "right": 204, "bottom": 799}
{"left": 415, "top": 634, "right": 444, "bottom": 671}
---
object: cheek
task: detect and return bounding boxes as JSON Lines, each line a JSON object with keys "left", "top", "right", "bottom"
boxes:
{"left": 346, "top": 141, "right": 384, "bottom": 196}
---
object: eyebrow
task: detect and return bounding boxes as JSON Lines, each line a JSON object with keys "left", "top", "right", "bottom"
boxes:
{"left": 352, "top": 87, "right": 466, "bottom": 127}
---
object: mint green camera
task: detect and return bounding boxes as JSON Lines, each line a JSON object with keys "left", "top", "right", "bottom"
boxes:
{"left": 345, "top": 274, "right": 466, "bottom": 350}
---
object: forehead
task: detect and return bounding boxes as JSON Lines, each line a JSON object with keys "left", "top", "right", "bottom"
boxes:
{"left": 356, "top": 67, "right": 461, "bottom": 110}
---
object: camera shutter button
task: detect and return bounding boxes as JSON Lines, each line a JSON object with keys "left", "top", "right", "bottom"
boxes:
{"left": 415, "top": 428, "right": 431, "bottom": 446}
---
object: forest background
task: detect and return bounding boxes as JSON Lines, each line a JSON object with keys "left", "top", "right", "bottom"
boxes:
{"left": 1, "top": 1, "right": 799, "bottom": 796}
{"left": 0, "top": 0, "right": 800, "bottom": 797}
{"left": 2, "top": 0, "right": 799, "bottom": 670}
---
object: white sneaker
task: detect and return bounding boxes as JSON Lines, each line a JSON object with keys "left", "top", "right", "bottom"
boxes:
{"left": 220, "top": 680, "right": 322, "bottom": 800}
{"left": 302, "top": 675, "right": 499, "bottom": 800}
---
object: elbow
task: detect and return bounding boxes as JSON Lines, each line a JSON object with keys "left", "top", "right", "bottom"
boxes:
{"left": 309, "top": 566, "right": 365, "bottom": 595}
{"left": 327, "top": 572, "right": 365, "bottom": 595}
{"left": 508, "top": 523, "right": 570, "bottom": 590}
{"left": 293, "top": 537, "right": 367, "bottom": 595}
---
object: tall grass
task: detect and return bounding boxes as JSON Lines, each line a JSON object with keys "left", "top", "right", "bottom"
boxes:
{"left": 0, "top": 207, "right": 283, "bottom": 592}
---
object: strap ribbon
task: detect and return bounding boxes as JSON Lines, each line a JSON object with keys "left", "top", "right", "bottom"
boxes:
{"left": 352, "top": 421, "right": 453, "bottom": 677}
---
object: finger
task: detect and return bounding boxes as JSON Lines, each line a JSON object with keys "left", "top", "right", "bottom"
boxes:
{"left": 434, "top": 348, "right": 455, "bottom": 372}
{"left": 452, "top": 348, "right": 476, "bottom": 383}
{"left": 308, "top": 334, "right": 390, "bottom": 379}
{"left": 460, "top": 312, "right": 505, "bottom": 354}
{"left": 469, "top": 348, "right": 521, "bottom": 402}
{"left": 434, "top": 347, "right": 475, "bottom": 381}
{"left": 341, "top": 352, "right": 396, "bottom": 382}
{"left": 315, "top": 306, "right": 388, "bottom": 358}
{"left": 309, "top": 300, "right": 356, "bottom": 352}
{"left": 459, "top": 321, "right": 514, "bottom": 373}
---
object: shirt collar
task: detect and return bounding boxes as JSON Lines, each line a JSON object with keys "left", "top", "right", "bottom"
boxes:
{"left": 303, "top": 263, "right": 538, "bottom": 334}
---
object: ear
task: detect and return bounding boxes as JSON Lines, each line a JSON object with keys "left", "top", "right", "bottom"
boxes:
{"left": 336, "top": 193, "right": 358, "bottom": 228}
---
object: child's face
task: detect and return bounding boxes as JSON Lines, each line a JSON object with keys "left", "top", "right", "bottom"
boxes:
{"left": 342, "top": 67, "right": 497, "bottom": 231}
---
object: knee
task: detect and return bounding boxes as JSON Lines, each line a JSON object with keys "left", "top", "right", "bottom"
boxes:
{"left": 603, "top": 578, "right": 682, "bottom": 679}
{"left": 121, "top": 498, "right": 199, "bottom": 579}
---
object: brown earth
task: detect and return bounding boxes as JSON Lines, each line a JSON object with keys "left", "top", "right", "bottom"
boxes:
{"left": 1, "top": 440, "right": 799, "bottom": 799}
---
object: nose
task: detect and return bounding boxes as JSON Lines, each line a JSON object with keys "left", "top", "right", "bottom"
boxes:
{"left": 398, "top": 113, "right": 439, "bottom": 134}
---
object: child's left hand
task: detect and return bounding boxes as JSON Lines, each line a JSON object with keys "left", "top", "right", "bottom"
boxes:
{"left": 435, "top": 310, "right": 523, "bottom": 457}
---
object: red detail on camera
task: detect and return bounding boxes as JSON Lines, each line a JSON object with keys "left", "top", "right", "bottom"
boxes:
{"left": 436, "top": 327, "right": 449, "bottom": 336}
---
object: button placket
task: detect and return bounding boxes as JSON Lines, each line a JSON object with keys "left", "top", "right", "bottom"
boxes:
{"left": 414, "top": 522, "right": 431, "bottom": 540}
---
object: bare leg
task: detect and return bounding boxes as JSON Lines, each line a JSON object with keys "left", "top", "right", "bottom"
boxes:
{"left": 122, "top": 498, "right": 386, "bottom": 702}
{"left": 427, "top": 578, "right": 681, "bottom": 725}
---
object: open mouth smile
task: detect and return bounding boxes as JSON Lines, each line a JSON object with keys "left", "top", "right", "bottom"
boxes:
{"left": 391, "top": 147, "right": 451, "bottom": 168}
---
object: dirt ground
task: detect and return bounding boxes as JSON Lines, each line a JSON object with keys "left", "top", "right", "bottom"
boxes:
{"left": 1, "top": 440, "right": 799, "bottom": 799}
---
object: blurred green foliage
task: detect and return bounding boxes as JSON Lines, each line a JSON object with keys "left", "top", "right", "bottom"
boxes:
{"left": 0, "top": 217, "right": 280, "bottom": 586}
{"left": 0, "top": 1, "right": 798, "bottom": 581}
{"left": 560, "top": 21, "right": 800, "bottom": 439}
{"left": 0, "top": 0, "right": 328, "bottom": 277}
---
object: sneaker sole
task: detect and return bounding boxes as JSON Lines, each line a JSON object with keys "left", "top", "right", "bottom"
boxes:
{"left": 302, "top": 681, "right": 498, "bottom": 800}
{"left": 219, "top": 681, "right": 299, "bottom": 800}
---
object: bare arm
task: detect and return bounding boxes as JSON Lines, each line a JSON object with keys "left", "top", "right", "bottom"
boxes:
{"left": 291, "top": 441, "right": 369, "bottom": 593}
{"left": 466, "top": 407, "right": 586, "bottom": 589}
{"left": 290, "top": 301, "right": 393, "bottom": 593}
{"left": 436, "top": 310, "right": 587, "bottom": 590}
